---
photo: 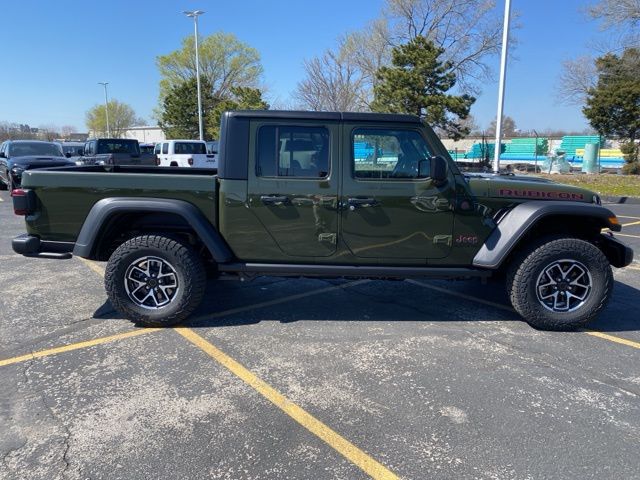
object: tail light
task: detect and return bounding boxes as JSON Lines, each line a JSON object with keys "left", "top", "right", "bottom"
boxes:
{"left": 187, "top": 157, "right": 194, "bottom": 166}
{"left": 12, "top": 188, "right": 36, "bottom": 216}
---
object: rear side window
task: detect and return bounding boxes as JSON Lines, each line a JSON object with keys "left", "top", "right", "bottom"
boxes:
{"left": 162, "top": 143, "right": 168, "bottom": 154}
{"left": 97, "top": 140, "right": 139, "bottom": 155}
{"left": 174, "top": 142, "right": 206, "bottom": 154}
{"left": 256, "top": 126, "right": 330, "bottom": 178}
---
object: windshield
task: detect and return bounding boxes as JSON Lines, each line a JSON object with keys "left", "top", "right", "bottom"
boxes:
{"left": 62, "top": 145, "right": 83, "bottom": 155}
{"left": 175, "top": 142, "right": 206, "bottom": 154}
{"left": 140, "top": 145, "right": 155, "bottom": 154}
{"left": 97, "top": 140, "right": 139, "bottom": 155}
{"left": 9, "top": 142, "right": 64, "bottom": 157}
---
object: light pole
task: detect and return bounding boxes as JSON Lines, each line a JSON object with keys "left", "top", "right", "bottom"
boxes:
{"left": 98, "top": 82, "right": 111, "bottom": 137}
{"left": 493, "top": 0, "right": 512, "bottom": 173}
{"left": 183, "top": 10, "right": 205, "bottom": 141}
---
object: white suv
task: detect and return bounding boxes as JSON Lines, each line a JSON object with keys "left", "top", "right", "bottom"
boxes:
{"left": 154, "top": 140, "right": 217, "bottom": 168}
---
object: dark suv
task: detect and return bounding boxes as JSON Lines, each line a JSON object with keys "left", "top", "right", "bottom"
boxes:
{"left": 0, "top": 140, "right": 75, "bottom": 190}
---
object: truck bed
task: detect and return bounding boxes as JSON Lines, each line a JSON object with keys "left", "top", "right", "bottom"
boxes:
{"left": 20, "top": 166, "right": 218, "bottom": 242}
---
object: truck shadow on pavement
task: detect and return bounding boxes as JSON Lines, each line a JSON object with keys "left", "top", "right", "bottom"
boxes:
{"left": 91, "top": 277, "right": 640, "bottom": 334}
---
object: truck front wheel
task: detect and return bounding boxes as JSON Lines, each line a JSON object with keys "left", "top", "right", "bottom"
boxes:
{"left": 507, "top": 237, "right": 613, "bottom": 330}
{"left": 105, "top": 235, "right": 206, "bottom": 327}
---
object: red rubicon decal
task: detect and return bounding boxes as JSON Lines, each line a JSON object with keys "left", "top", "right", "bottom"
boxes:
{"left": 498, "top": 189, "right": 584, "bottom": 200}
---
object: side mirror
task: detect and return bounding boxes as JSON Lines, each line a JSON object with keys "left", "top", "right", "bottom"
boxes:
{"left": 430, "top": 155, "right": 448, "bottom": 185}
{"left": 65, "top": 152, "right": 72, "bottom": 158}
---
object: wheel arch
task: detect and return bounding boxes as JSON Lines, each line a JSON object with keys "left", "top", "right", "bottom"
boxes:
{"left": 473, "top": 201, "right": 622, "bottom": 270}
{"left": 73, "top": 197, "right": 234, "bottom": 263}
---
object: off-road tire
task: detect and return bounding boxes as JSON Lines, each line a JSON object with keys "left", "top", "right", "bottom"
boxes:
{"left": 105, "top": 235, "right": 206, "bottom": 327}
{"left": 507, "top": 236, "right": 612, "bottom": 331}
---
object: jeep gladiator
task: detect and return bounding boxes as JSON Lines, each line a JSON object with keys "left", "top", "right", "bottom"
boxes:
{"left": 11, "top": 111, "right": 634, "bottom": 330}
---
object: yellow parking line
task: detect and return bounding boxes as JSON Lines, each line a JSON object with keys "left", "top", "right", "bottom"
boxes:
{"left": 190, "top": 279, "right": 370, "bottom": 324}
{"left": 78, "top": 257, "right": 106, "bottom": 276}
{"left": 407, "top": 279, "right": 640, "bottom": 351}
{"left": 624, "top": 264, "right": 640, "bottom": 271}
{"left": 0, "top": 328, "right": 161, "bottom": 367}
{"left": 618, "top": 215, "right": 640, "bottom": 220}
{"left": 176, "top": 327, "right": 399, "bottom": 480}
{"left": 582, "top": 330, "right": 640, "bottom": 350}
{"left": 614, "top": 232, "right": 640, "bottom": 239}
{"left": 406, "top": 279, "right": 515, "bottom": 312}
{"left": 621, "top": 220, "right": 640, "bottom": 227}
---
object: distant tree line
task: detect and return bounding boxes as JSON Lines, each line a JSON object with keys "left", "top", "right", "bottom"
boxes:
{"left": 0, "top": 122, "right": 79, "bottom": 142}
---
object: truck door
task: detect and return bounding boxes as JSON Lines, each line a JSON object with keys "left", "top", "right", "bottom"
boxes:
{"left": 247, "top": 122, "right": 339, "bottom": 257}
{"left": 340, "top": 125, "right": 455, "bottom": 260}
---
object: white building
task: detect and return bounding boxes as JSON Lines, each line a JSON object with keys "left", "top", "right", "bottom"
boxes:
{"left": 122, "top": 126, "right": 166, "bottom": 143}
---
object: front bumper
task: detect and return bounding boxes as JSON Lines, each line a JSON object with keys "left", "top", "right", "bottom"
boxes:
{"left": 12, "top": 234, "right": 74, "bottom": 258}
{"left": 599, "top": 233, "right": 634, "bottom": 268}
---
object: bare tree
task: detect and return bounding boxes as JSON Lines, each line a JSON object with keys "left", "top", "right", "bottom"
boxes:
{"left": 486, "top": 115, "right": 517, "bottom": 137}
{"left": 383, "top": 0, "right": 507, "bottom": 93}
{"left": 558, "top": 0, "right": 639, "bottom": 105}
{"left": 295, "top": 0, "right": 506, "bottom": 111}
{"left": 557, "top": 57, "right": 598, "bottom": 105}
{"left": 38, "top": 124, "right": 60, "bottom": 141}
{"left": 60, "top": 125, "right": 76, "bottom": 138}
{"left": 294, "top": 46, "right": 368, "bottom": 111}
{"left": 588, "top": 0, "right": 640, "bottom": 29}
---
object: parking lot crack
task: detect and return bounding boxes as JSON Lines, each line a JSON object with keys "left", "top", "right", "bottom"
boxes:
{"left": 21, "top": 355, "right": 73, "bottom": 478}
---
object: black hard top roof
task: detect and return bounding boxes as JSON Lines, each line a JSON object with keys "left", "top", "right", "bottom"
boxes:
{"left": 225, "top": 110, "right": 421, "bottom": 124}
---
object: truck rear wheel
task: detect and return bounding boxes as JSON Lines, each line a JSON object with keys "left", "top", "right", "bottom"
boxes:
{"left": 507, "top": 237, "right": 613, "bottom": 330}
{"left": 105, "top": 235, "right": 206, "bottom": 327}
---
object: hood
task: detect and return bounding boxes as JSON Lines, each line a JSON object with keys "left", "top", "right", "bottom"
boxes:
{"left": 465, "top": 173, "right": 597, "bottom": 204}
{"left": 12, "top": 155, "right": 72, "bottom": 167}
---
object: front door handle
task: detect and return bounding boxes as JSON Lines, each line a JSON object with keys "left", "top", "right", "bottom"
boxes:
{"left": 347, "top": 197, "right": 379, "bottom": 210}
{"left": 261, "top": 195, "right": 290, "bottom": 206}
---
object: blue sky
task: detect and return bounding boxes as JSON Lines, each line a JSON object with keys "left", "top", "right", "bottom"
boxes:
{"left": 0, "top": 0, "right": 618, "bottom": 133}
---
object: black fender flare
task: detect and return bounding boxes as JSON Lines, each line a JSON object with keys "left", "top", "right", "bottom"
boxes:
{"left": 472, "top": 201, "right": 621, "bottom": 269}
{"left": 72, "top": 197, "right": 234, "bottom": 263}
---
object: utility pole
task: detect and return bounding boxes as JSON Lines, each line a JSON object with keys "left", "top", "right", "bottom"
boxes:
{"left": 98, "top": 82, "right": 111, "bottom": 137}
{"left": 493, "top": 0, "right": 512, "bottom": 173}
{"left": 183, "top": 10, "right": 205, "bottom": 141}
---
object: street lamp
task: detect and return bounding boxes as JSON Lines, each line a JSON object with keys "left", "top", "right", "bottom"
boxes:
{"left": 98, "top": 82, "right": 111, "bottom": 137}
{"left": 493, "top": 0, "right": 512, "bottom": 173}
{"left": 183, "top": 10, "right": 205, "bottom": 141}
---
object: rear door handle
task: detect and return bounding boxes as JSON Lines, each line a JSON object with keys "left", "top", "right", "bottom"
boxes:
{"left": 260, "top": 195, "right": 290, "bottom": 206}
{"left": 347, "top": 197, "right": 379, "bottom": 209}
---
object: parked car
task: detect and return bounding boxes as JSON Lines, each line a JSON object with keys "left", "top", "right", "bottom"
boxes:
{"left": 11, "top": 110, "right": 633, "bottom": 330}
{"left": 0, "top": 140, "right": 75, "bottom": 190}
{"left": 79, "top": 138, "right": 156, "bottom": 166}
{"left": 155, "top": 140, "right": 217, "bottom": 168}
{"left": 139, "top": 142, "right": 155, "bottom": 155}
{"left": 206, "top": 140, "right": 219, "bottom": 165}
{"left": 61, "top": 141, "right": 84, "bottom": 157}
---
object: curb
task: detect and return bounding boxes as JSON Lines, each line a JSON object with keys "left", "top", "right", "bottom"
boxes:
{"left": 602, "top": 196, "right": 640, "bottom": 205}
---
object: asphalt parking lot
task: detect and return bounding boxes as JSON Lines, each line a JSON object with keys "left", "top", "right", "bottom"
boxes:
{"left": 1, "top": 190, "right": 639, "bottom": 480}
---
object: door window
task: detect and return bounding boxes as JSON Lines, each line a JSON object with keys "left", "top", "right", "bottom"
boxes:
{"left": 257, "top": 126, "right": 330, "bottom": 178}
{"left": 352, "top": 129, "right": 433, "bottom": 180}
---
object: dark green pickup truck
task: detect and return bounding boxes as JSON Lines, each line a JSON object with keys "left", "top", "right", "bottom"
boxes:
{"left": 11, "top": 111, "right": 633, "bottom": 330}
